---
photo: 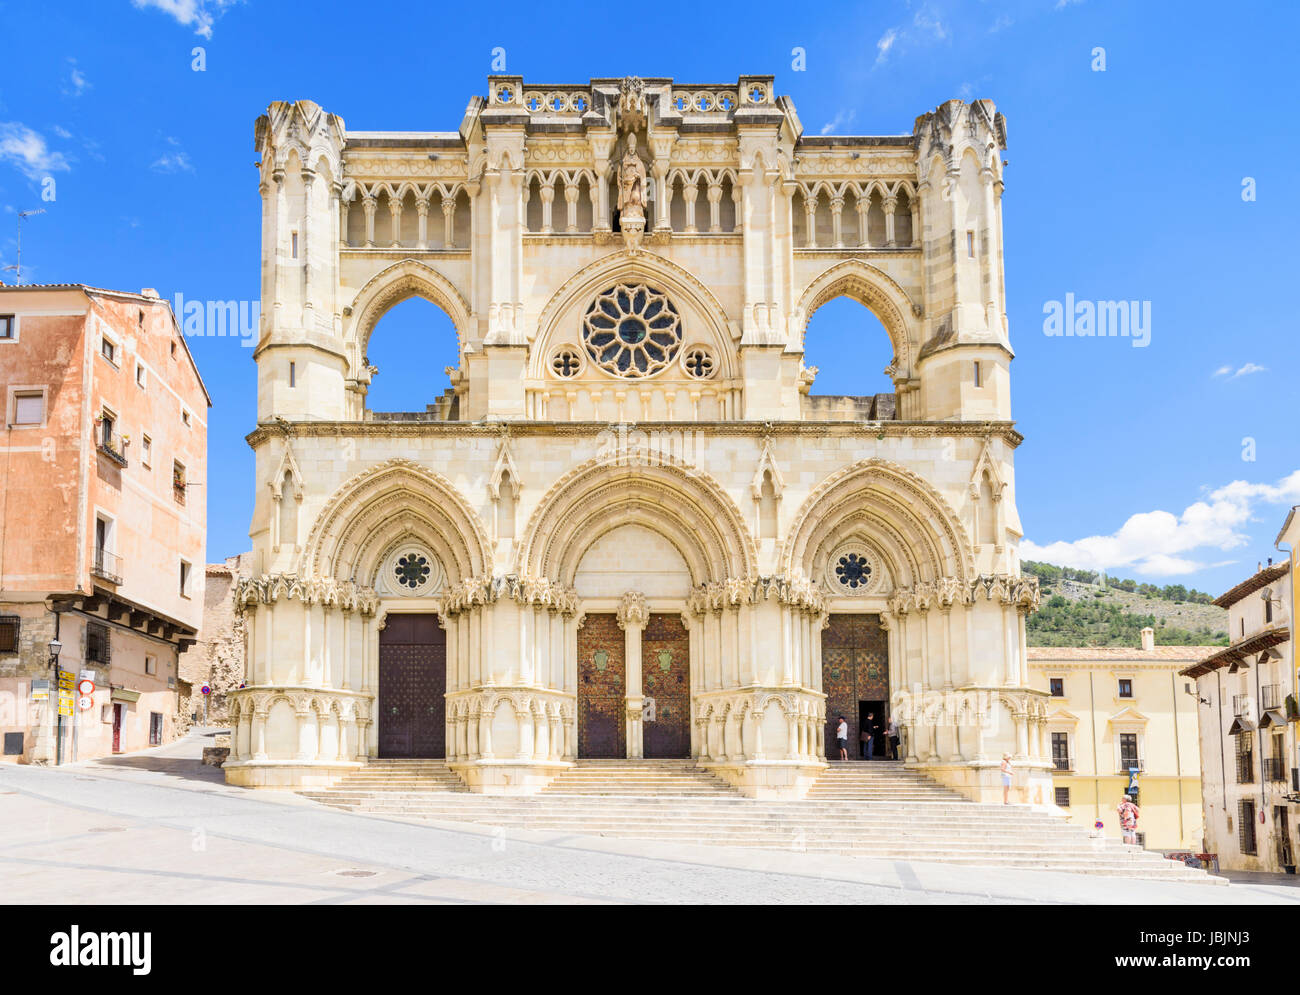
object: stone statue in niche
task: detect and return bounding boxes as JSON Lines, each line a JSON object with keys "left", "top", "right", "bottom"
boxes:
{"left": 617, "top": 133, "right": 647, "bottom": 252}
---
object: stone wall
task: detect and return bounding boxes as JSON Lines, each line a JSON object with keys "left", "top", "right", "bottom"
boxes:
{"left": 180, "top": 553, "right": 252, "bottom": 728}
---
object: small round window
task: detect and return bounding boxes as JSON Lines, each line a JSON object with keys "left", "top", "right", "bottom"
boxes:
{"left": 395, "top": 553, "right": 431, "bottom": 590}
{"left": 582, "top": 283, "right": 682, "bottom": 378}
{"left": 835, "top": 552, "right": 872, "bottom": 590}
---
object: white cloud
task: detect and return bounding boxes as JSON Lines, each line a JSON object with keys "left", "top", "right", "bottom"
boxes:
{"left": 1056, "top": 0, "right": 1085, "bottom": 8}
{"left": 1214, "top": 362, "right": 1266, "bottom": 379}
{"left": 151, "top": 151, "right": 193, "bottom": 173}
{"left": 63, "top": 59, "right": 90, "bottom": 97}
{"left": 0, "top": 123, "right": 71, "bottom": 180}
{"left": 52, "top": 125, "right": 72, "bottom": 139}
{"left": 130, "top": 0, "right": 240, "bottom": 39}
{"left": 1021, "top": 470, "right": 1300, "bottom": 577}
{"left": 913, "top": 6, "right": 947, "bottom": 41}
{"left": 819, "top": 109, "right": 857, "bottom": 135}
{"left": 874, "top": 28, "right": 898, "bottom": 67}
{"left": 990, "top": 14, "right": 1013, "bottom": 33}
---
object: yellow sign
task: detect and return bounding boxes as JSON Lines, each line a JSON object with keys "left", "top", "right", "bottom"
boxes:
{"left": 57, "top": 671, "right": 75, "bottom": 690}
{"left": 57, "top": 701, "right": 74, "bottom": 717}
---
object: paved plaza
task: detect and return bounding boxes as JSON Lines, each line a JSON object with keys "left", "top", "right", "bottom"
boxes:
{"left": 1, "top": 731, "right": 1297, "bottom": 905}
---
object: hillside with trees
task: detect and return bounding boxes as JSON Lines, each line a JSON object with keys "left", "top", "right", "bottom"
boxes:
{"left": 1022, "top": 561, "right": 1229, "bottom": 648}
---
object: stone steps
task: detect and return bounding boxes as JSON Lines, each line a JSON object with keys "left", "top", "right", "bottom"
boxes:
{"left": 296, "top": 759, "right": 1219, "bottom": 882}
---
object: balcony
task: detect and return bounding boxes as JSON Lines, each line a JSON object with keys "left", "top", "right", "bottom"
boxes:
{"left": 96, "top": 432, "right": 128, "bottom": 468}
{"left": 1232, "top": 694, "right": 1251, "bottom": 717}
{"left": 1263, "top": 757, "right": 1288, "bottom": 783}
{"left": 1119, "top": 758, "right": 1144, "bottom": 775}
{"left": 91, "top": 547, "right": 122, "bottom": 585}
{"left": 1052, "top": 755, "right": 1074, "bottom": 773}
{"left": 1292, "top": 767, "right": 1299, "bottom": 793}
{"left": 1261, "top": 684, "right": 1284, "bottom": 711}
{"left": 1237, "top": 755, "right": 1256, "bottom": 784}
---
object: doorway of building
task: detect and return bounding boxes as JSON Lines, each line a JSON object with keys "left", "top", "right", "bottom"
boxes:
{"left": 858, "top": 699, "right": 887, "bottom": 759}
{"left": 822, "top": 614, "right": 889, "bottom": 760}
{"left": 641, "top": 614, "right": 690, "bottom": 758}
{"left": 111, "top": 703, "right": 123, "bottom": 754}
{"left": 377, "top": 612, "right": 446, "bottom": 758}
{"left": 578, "top": 613, "right": 626, "bottom": 758}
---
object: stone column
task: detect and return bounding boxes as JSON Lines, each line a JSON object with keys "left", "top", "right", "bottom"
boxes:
{"left": 830, "top": 195, "right": 844, "bottom": 248}
{"left": 563, "top": 177, "right": 579, "bottom": 233}
{"left": 416, "top": 197, "right": 429, "bottom": 249}
{"left": 803, "top": 194, "right": 817, "bottom": 248}
{"left": 362, "top": 195, "right": 376, "bottom": 247}
{"left": 539, "top": 181, "right": 555, "bottom": 234}
{"left": 618, "top": 591, "right": 649, "bottom": 759}
{"left": 884, "top": 195, "right": 897, "bottom": 248}
{"left": 707, "top": 180, "right": 722, "bottom": 233}
{"left": 301, "top": 168, "right": 316, "bottom": 313}
{"left": 388, "top": 196, "right": 403, "bottom": 248}
{"left": 856, "top": 196, "right": 870, "bottom": 247}
{"left": 441, "top": 196, "right": 456, "bottom": 248}
{"left": 682, "top": 179, "right": 699, "bottom": 233}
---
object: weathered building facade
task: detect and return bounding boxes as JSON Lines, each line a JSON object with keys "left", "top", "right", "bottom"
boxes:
{"left": 225, "top": 76, "right": 1045, "bottom": 800}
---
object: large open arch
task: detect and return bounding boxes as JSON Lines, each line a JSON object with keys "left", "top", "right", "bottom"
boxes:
{"left": 346, "top": 258, "right": 473, "bottom": 377}
{"left": 517, "top": 453, "right": 756, "bottom": 587}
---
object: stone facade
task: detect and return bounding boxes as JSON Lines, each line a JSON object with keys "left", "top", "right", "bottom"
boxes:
{"left": 225, "top": 76, "right": 1048, "bottom": 800}
{"left": 179, "top": 553, "right": 253, "bottom": 730}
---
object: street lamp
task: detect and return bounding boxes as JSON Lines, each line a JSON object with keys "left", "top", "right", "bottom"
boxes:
{"left": 48, "top": 639, "right": 62, "bottom": 668}
{"left": 48, "top": 636, "right": 63, "bottom": 765}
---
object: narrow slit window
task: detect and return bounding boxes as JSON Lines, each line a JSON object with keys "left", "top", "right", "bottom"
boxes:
{"left": 966, "top": 230, "right": 975, "bottom": 257}
{"left": 289, "top": 361, "right": 296, "bottom": 388}
{"left": 973, "top": 361, "right": 982, "bottom": 387}
{"left": 291, "top": 232, "right": 299, "bottom": 258}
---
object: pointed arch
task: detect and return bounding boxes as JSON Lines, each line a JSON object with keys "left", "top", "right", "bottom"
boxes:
{"left": 301, "top": 458, "right": 490, "bottom": 585}
{"left": 793, "top": 258, "right": 921, "bottom": 379}
{"left": 517, "top": 452, "right": 756, "bottom": 586}
{"left": 781, "top": 457, "right": 973, "bottom": 589}
{"left": 346, "top": 258, "right": 472, "bottom": 374}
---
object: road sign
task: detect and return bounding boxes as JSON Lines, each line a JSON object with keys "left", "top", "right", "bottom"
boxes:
{"left": 57, "top": 671, "right": 75, "bottom": 690}
{"left": 78, "top": 695, "right": 94, "bottom": 711}
{"left": 201, "top": 684, "right": 211, "bottom": 695}
{"left": 77, "top": 679, "right": 95, "bottom": 695}
{"left": 57, "top": 696, "right": 74, "bottom": 717}
{"left": 31, "top": 679, "right": 49, "bottom": 701}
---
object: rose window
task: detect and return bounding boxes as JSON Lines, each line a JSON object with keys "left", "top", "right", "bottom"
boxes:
{"left": 395, "top": 553, "right": 431, "bottom": 589}
{"left": 835, "top": 552, "right": 872, "bottom": 590}
{"left": 582, "top": 283, "right": 682, "bottom": 377}
{"left": 682, "top": 346, "right": 716, "bottom": 380}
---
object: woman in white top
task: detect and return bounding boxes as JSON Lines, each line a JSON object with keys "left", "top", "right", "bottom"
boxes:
{"left": 1000, "top": 753, "right": 1013, "bottom": 805}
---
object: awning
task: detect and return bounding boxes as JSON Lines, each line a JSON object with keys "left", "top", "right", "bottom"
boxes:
{"left": 1228, "top": 716, "right": 1255, "bottom": 735}
{"left": 110, "top": 688, "right": 141, "bottom": 703}
{"left": 1180, "top": 625, "right": 1290, "bottom": 679}
{"left": 1259, "top": 709, "right": 1288, "bottom": 729}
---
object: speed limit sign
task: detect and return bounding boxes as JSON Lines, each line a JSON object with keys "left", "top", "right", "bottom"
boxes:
{"left": 77, "top": 678, "right": 95, "bottom": 695}
{"left": 78, "top": 695, "right": 94, "bottom": 710}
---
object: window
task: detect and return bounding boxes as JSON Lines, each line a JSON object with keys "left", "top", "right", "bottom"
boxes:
{"left": 1051, "top": 732, "right": 1071, "bottom": 771}
{"left": 1049, "top": 677, "right": 1064, "bottom": 697}
{"left": 0, "top": 615, "right": 19, "bottom": 653}
{"left": 137, "top": 309, "right": 145, "bottom": 327}
{"left": 141, "top": 434, "right": 152, "bottom": 468}
{"left": 136, "top": 363, "right": 146, "bottom": 389}
{"left": 86, "top": 621, "right": 110, "bottom": 664}
{"left": 101, "top": 336, "right": 117, "bottom": 365}
{"left": 1239, "top": 799, "right": 1257, "bottom": 854}
{"left": 1119, "top": 732, "right": 1139, "bottom": 771}
{"left": 170, "top": 340, "right": 177, "bottom": 358}
{"left": 1265, "top": 598, "right": 1273, "bottom": 624}
{"left": 149, "top": 712, "right": 164, "bottom": 746}
{"left": 0, "top": 314, "right": 14, "bottom": 339}
{"left": 3, "top": 732, "right": 21, "bottom": 755}
{"left": 173, "top": 460, "right": 186, "bottom": 503}
{"left": 179, "top": 559, "right": 192, "bottom": 598}
{"left": 973, "top": 361, "right": 982, "bottom": 387}
{"left": 182, "top": 408, "right": 191, "bottom": 427}
{"left": 1118, "top": 678, "right": 1133, "bottom": 698}
{"left": 100, "top": 410, "right": 115, "bottom": 447}
{"left": 291, "top": 231, "right": 299, "bottom": 258}
{"left": 966, "top": 230, "right": 975, "bottom": 257}
{"left": 1054, "top": 786, "right": 1070, "bottom": 808}
{"left": 145, "top": 655, "right": 156, "bottom": 676}
{"left": 12, "top": 390, "right": 44, "bottom": 426}
{"left": 289, "top": 361, "right": 296, "bottom": 388}
{"left": 1236, "top": 733, "right": 1255, "bottom": 784}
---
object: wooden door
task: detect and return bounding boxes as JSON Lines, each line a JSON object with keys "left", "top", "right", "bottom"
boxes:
{"left": 641, "top": 614, "right": 690, "bottom": 759}
{"left": 577, "top": 613, "right": 625, "bottom": 758}
{"left": 377, "top": 613, "right": 446, "bottom": 758}
{"left": 111, "top": 704, "right": 122, "bottom": 754}
{"left": 821, "top": 614, "right": 889, "bottom": 759}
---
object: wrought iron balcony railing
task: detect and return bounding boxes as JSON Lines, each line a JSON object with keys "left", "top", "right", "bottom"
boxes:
{"left": 1263, "top": 757, "right": 1287, "bottom": 783}
{"left": 1052, "top": 755, "right": 1074, "bottom": 773}
{"left": 1237, "top": 755, "right": 1256, "bottom": 784}
{"left": 96, "top": 432, "right": 128, "bottom": 467}
{"left": 1261, "top": 684, "right": 1284, "bottom": 711}
{"left": 1232, "top": 694, "right": 1251, "bottom": 717}
{"left": 91, "top": 547, "right": 122, "bottom": 584}
{"left": 1119, "top": 758, "right": 1144, "bottom": 775}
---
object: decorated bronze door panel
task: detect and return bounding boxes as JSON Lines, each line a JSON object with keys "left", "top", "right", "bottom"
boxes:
{"left": 641, "top": 613, "right": 691, "bottom": 759}
{"left": 821, "top": 613, "right": 889, "bottom": 759}
{"left": 577, "top": 613, "right": 626, "bottom": 758}
{"left": 378, "top": 613, "right": 447, "bottom": 759}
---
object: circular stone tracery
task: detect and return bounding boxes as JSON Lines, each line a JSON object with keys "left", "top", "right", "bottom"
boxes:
{"left": 581, "top": 283, "right": 682, "bottom": 378}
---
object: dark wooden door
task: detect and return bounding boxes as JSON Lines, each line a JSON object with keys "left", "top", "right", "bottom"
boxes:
{"left": 378, "top": 613, "right": 446, "bottom": 759}
{"left": 111, "top": 704, "right": 122, "bottom": 754}
{"left": 641, "top": 613, "right": 690, "bottom": 758}
{"left": 821, "top": 614, "right": 889, "bottom": 760}
{"left": 578, "top": 613, "right": 625, "bottom": 758}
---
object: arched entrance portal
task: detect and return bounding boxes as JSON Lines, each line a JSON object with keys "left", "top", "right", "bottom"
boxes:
{"left": 822, "top": 614, "right": 890, "bottom": 760}
{"left": 378, "top": 613, "right": 446, "bottom": 758}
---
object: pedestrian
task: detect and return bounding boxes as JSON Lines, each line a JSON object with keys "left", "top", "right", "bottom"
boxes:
{"left": 887, "top": 715, "right": 900, "bottom": 760}
{"left": 1000, "top": 753, "right": 1013, "bottom": 804}
{"left": 1117, "top": 795, "right": 1141, "bottom": 845}
{"left": 862, "top": 712, "right": 876, "bottom": 760}
{"left": 835, "top": 715, "right": 848, "bottom": 761}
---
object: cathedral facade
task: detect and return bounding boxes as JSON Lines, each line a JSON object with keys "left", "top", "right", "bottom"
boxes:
{"left": 224, "top": 75, "right": 1048, "bottom": 801}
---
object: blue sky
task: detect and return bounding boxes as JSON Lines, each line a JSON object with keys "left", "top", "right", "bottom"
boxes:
{"left": 1, "top": 0, "right": 1296, "bottom": 597}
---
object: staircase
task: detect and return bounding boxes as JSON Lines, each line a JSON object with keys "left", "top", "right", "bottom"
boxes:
{"left": 298, "top": 759, "right": 1219, "bottom": 882}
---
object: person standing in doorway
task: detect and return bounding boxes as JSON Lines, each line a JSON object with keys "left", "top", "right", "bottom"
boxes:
{"left": 835, "top": 715, "right": 848, "bottom": 761}
{"left": 862, "top": 712, "right": 876, "bottom": 760}
{"left": 1117, "top": 795, "right": 1141, "bottom": 845}
{"left": 887, "top": 714, "right": 900, "bottom": 760}
{"left": 1000, "top": 753, "right": 1013, "bottom": 804}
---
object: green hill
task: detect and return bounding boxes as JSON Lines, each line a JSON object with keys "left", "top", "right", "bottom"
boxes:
{"left": 1023, "top": 561, "right": 1229, "bottom": 648}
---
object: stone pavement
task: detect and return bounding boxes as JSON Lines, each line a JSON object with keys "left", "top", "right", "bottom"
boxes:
{"left": 1, "top": 730, "right": 1297, "bottom": 905}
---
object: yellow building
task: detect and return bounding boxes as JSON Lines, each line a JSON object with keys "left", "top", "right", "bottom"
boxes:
{"left": 1028, "top": 628, "right": 1213, "bottom": 851}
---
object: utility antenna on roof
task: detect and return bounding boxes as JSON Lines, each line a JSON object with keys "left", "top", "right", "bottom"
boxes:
{"left": 1, "top": 209, "right": 46, "bottom": 285}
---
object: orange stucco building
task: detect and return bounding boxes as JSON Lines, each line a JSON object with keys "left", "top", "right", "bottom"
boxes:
{"left": 0, "top": 284, "right": 209, "bottom": 763}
